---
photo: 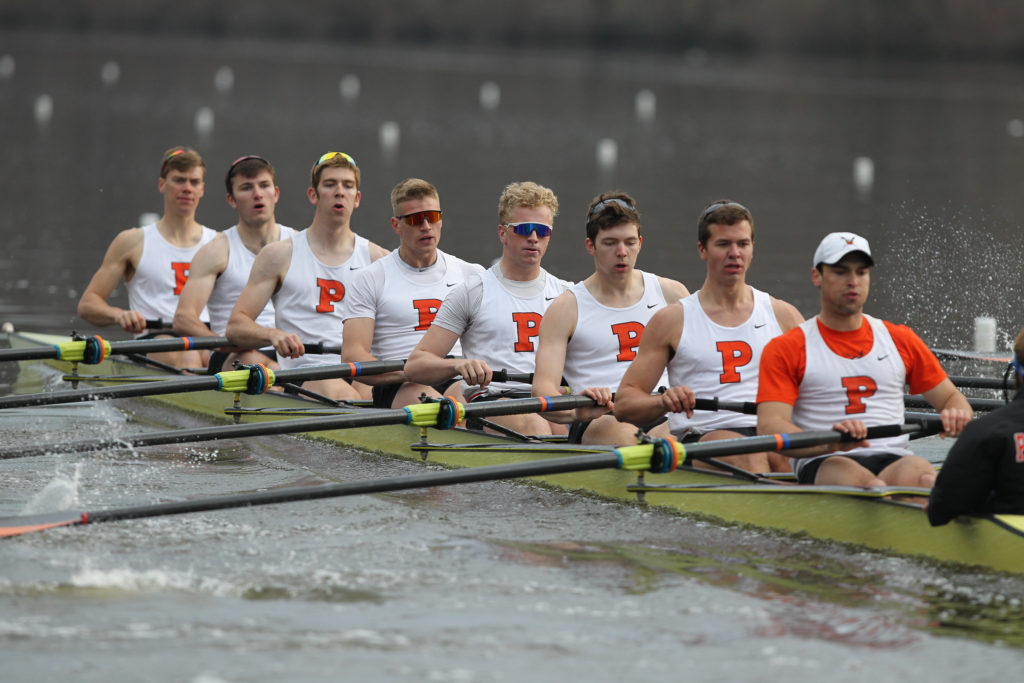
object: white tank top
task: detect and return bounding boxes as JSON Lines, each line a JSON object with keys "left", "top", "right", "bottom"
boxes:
{"left": 206, "top": 224, "right": 295, "bottom": 335}
{"left": 563, "top": 270, "right": 667, "bottom": 393}
{"left": 791, "top": 314, "right": 912, "bottom": 477}
{"left": 460, "top": 268, "right": 571, "bottom": 395}
{"left": 273, "top": 230, "right": 371, "bottom": 369}
{"left": 343, "top": 250, "right": 482, "bottom": 361}
{"left": 126, "top": 223, "right": 217, "bottom": 335}
{"left": 668, "top": 287, "right": 782, "bottom": 437}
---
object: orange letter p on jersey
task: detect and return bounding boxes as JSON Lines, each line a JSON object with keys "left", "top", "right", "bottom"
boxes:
{"left": 840, "top": 375, "right": 878, "bottom": 414}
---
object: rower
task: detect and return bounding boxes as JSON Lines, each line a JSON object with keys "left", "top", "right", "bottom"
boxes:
{"left": 615, "top": 200, "right": 802, "bottom": 472}
{"left": 226, "top": 152, "right": 388, "bottom": 400}
{"left": 756, "top": 232, "right": 973, "bottom": 487}
{"left": 531, "top": 191, "right": 690, "bottom": 445}
{"left": 927, "top": 325, "right": 1024, "bottom": 523}
{"left": 404, "top": 181, "right": 573, "bottom": 435}
{"left": 173, "top": 155, "right": 295, "bottom": 373}
{"left": 77, "top": 146, "right": 216, "bottom": 368}
{"left": 341, "top": 178, "right": 484, "bottom": 408}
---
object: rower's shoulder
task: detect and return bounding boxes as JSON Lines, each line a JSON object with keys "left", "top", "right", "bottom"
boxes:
{"left": 768, "top": 295, "right": 804, "bottom": 331}
{"left": 366, "top": 239, "right": 390, "bottom": 261}
{"left": 655, "top": 274, "right": 690, "bottom": 302}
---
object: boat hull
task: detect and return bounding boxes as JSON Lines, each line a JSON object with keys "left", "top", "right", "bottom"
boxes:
{"left": 7, "top": 330, "right": 1024, "bottom": 574}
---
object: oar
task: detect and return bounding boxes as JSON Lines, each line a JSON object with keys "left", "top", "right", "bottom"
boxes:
{"left": 947, "top": 375, "right": 1013, "bottom": 391}
{"left": 0, "top": 360, "right": 406, "bottom": 410}
{"left": 905, "top": 395, "right": 1007, "bottom": 411}
{"left": 0, "top": 423, "right": 919, "bottom": 537}
{"left": 0, "top": 395, "right": 756, "bottom": 460}
{"left": 0, "top": 335, "right": 230, "bottom": 363}
{"left": 931, "top": 348, "right": 1011, "bottom": 364}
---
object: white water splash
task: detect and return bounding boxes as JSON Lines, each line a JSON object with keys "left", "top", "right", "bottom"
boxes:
{"left": 20, "top": 464, "right": 82, "bottom": 514}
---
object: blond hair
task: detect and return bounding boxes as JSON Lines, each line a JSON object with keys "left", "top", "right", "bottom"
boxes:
{"left": 160, "top": 146, "right": 204, "bottom": 179}
{"left": 390, "top": 178, "right": 439, "bottom": 216}
{"left": 498, "top": 182, "right": 559, "bottom": 224}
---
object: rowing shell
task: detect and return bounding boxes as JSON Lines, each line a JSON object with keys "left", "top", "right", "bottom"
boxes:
{"left": 6, "top": 330, "right": 1024, "bottom": 574}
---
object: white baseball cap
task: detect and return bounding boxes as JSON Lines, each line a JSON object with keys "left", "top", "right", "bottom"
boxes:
{"left": 812, "top": 232, "right": 874, "bottom": 267}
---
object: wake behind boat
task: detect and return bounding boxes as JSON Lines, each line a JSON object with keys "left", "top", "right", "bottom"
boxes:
{"left": 2, "top": 329, "right": 1023, "bottom": 574}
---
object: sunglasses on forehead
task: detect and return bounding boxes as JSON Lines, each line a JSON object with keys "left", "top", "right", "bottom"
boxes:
{"left": 315, "top": 151, "right": 358, "bottom": 168}
{"left": 503, "top": 222, "right": 552, "bottom": 237}
{"left": 396, "top": 210, "right": 443, "bottom": 225}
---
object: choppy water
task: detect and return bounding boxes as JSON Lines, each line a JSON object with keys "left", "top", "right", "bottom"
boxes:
{"left": 2, "top": 27, "right": 1024, "bottom": 683}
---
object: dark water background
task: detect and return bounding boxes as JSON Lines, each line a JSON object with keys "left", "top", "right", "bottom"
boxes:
{"left": 3, "top": 27, "right": 1024, "bottom": 683}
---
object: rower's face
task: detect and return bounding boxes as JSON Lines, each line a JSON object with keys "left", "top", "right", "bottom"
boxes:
{"left": 586, "top": 222, "right": 642, "bottom": 276}
{"left": 699, "top": 221, "right": 753, "bottom": 281}
{"left": 499, "top": 205, "right": 553, "bottom": 269}
{"left": 227, "top": 170, "right": 279, "bottom": 224}
{"left": 309, "top": 166, "right": 360, "bottom": 220}
{"left": 392, "top": 195, "right": 442, "bottom": 257}
{"left": 813, "top": 253, "right": 871, "bottom": 316}
{"left": 159, "top": 166, "right": 205, "bottom": 214}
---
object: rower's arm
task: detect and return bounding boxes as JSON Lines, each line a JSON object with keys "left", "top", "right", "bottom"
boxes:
{"left": 757, "top": 401, "right": 868, "bottom": 459}
{"left": 615, "top": 304, "right": 693, "bottom": 424}
{"left": 340, "top": 318, "right": 406, "bottom": 385}
{"left": 770, "top": 297, "right": 805, "bottom": 332}
{"left": 405, "top": 325, "right": 478, "bottom": 387}
{"left": 77, "top": 228, "right": 146, "bottom": 333}
{"left": 921, "top": 378, "right": 974, "bottom": 437}
{"left": 226, "top": 240, "right": 303, "bottom": 357}
{"left": 173, "top": 235, "right": 226, "bottom": 339}
{"left": 367, "top": 241, "right": 391, "bottom": 261}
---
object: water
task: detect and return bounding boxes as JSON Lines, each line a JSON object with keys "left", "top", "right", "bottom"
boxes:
{"left": 2, "top": 27, "right": 1024, "bottom": 682}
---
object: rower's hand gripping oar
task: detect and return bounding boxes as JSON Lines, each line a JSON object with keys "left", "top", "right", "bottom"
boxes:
{"left": 0, "top": 334, "right": 231, "bottom": 363}
{"left": 0, "top": 422, "right": 930, "bottom": 538}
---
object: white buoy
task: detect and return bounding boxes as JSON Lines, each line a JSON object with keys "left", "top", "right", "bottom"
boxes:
{"left": 1007, "top": 119, "right": 1024, "bottom": 138}
{"left": 596, "top": 138, "right": 618, "bottom": 172}
{"left": 100, "top": 60, "right": 120, "bottom": 86}
{"left": 213, "top": 66, "right": 234, "bottom": 94}
{"left": 635, "top": 89, "right": 656, "bottom": 123}
{"left": 479, "top": 81, "right": 500, "bottom": 111}
{"left": 853, "top": 156, "right": 874, "bottom": 193}
{"left": 974, "top": 316, "right": 997, "bottom": 353}
{"left": 339, "top": 74, "right": 360, "bottom": 102}
{"left": 0, "top": 54, "right": 14, "bottom": 79}
{"left": 194, "top": 106, "right": 215, "bottom": 136}
{"left": 138, "top": 212, "right": 160, "bottom": 226}
{"left": 34, "top": 94, "right": 53, "bottom": 125}
{"left": 379, "top": 121, "right": 400, "bottom": 156}
{"left": 1, "top": 321, "right": 14, "bottom": 333}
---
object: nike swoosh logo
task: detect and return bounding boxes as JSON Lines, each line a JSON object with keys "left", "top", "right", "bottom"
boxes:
{"left": 647, "top": 304, "right": 658, "bottom": 309}
{"left": 545, "top": 296, "right": 557, "bottom": 300}
{"left": 753, "top": 323, "right": 766, "bottom": 328}
{"left": 446, "top": 282, "right": 457, "bottom": 287}
{"left": 877, "top": 354, "right": 888, "bottom": 361}
{"left": 349, "top": 266, "right": 361, "bottom": 270}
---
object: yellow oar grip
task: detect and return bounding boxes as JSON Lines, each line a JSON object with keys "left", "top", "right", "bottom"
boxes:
{"left": 403, "top": 398, "right": 465, "bottom": 429}
{"left": 615, "top": 444, "right": 655, "bottom": 471}
{"left": 215, "top": 366, "right": 276, "bottom": 394}
{"left": 53, "top": 337, "right": 111, "bottom": 364}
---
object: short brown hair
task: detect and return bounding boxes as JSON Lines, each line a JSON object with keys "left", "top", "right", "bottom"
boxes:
{"left": 225, "top": 155, "right": 276, "bottom": 195}
{"left": 390, "top": 178, "right": 439, "bottom": 216}
{"left": 698, "top": 200, "right": 754, "bottom": 247}
{"left": 497, "top": 182, "right": 559, "bottom": 224}
{"left": 160, "top": 146, "right": 205, "bottom": 179}
{"left": 585, "top": 191, "right": 640, "bottom": 242}
{"left": 310, "top": 152, "right": 360, "bottom": 190}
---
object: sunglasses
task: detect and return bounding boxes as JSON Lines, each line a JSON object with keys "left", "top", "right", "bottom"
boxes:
{"left": 504, "top": 222, "right": 552, "bottom": 238}
{"left": 397, "top": 210, "right": 443, "bottom": 225}
{"left": 315, "top": 151, "right": 358, "bottom": 168}
{"left": 702, "top": 201, "right": 748, "bottom": 216}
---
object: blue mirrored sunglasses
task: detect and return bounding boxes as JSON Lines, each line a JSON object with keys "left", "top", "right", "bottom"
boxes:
{"left": 504, "top": 222, "right": 552, "bottom": 238}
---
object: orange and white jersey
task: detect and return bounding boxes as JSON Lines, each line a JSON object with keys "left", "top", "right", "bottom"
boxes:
{"left": 273, "top": 230, "right": 371, "bottom": 369}
{"left": 790, "top": 314, "right": 914, "bottom": 476}
{"left": 126, "top": 222, "right": 217, "bottom": 335}
{"left": 432, "top": 265, "right": 572, "bottom": 396}
{"left": 667, "top": 287, "right": 781, "bottom": 438}
{"left": 563, "top": 270, "right": 667, "bottom": 393}
{"left": 342, "top": 249, "right": 483, "bottom": 361}
{"left": 206, "top": 224, "right": 295, "bottom": 335}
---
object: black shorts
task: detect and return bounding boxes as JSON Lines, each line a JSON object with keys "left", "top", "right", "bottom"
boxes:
{"left": 567, "top": 415, "right": 667, "bottom": 444}
{"left": 207, "top": 348, "right": 279, "bottom": 374}
{"left": 678, "top": 426, "right": 759, "bottom": 464}
{"left": 796, "top": 452, "right": 904, "bottom": 485}
{"left": 372, "top": 379, "right": 459, "bottom": 409}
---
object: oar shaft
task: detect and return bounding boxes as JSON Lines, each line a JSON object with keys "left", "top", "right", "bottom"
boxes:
{"left": 947, "top": 375, "right": 1011, "bottom": 390}
{"left": 0, "top": 335, "right": 230, "bottom": 362}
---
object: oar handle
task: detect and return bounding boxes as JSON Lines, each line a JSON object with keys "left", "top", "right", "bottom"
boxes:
{"left": 691, "top": 397, "right": 758, "bottom": 414}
